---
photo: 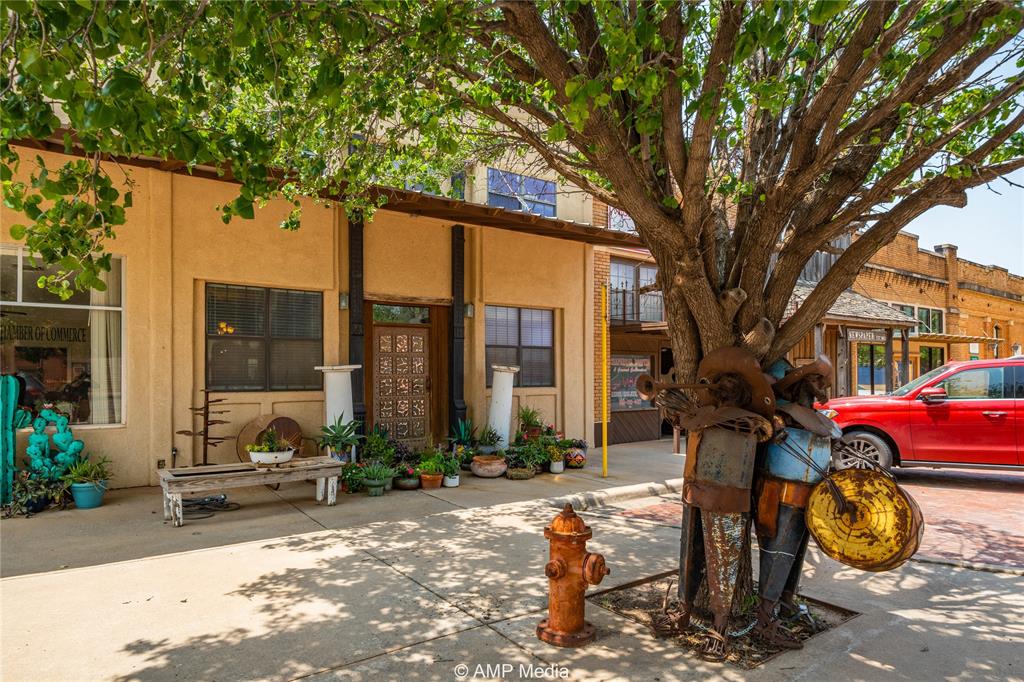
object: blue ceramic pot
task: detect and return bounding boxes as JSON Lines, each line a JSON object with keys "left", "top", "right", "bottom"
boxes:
{"left": 70, "top": 481, "right": 107, "bottom": 509}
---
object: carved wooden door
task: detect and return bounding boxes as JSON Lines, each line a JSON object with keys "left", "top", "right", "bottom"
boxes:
{"left": 373, "top": 326, "right": 430, "bottom": 448}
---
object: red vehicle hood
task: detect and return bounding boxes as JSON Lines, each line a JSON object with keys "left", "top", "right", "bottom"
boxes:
{"left": 823, "top": 394, "right": 899, "bottom": 410}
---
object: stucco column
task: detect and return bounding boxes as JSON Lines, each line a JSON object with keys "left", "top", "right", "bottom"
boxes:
{"left": 487, "top": 365, "right": 520, "bottom": 448}
{"left": 316, "top": 364, "right": 362, "bottom": 427}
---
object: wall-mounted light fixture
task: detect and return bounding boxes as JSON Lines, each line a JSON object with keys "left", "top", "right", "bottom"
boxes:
{"left": 339, "top": 292, "right": 350, "bottom": 310}
{"left": 464, "top": 303, "right": 475, "bottom": 318}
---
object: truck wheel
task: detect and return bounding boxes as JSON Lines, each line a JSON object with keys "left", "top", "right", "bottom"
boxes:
{"left": 834, "top": 431, "right": 893, "bottom": 471}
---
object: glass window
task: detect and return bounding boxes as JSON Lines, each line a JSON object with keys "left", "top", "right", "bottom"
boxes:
{"left": 856, "top": 344, "right": 888, "bottom": 395}
{"left": 609, "top": 259, "right": 663, "bottom": 323}
{"left": 372, "top": 305, "right": 429, "bottom": 324}
{"left": 920, "top": 346, "right": 945, "bottom": 374}
{"left": 486, "top": 168, "right": 557, "bottom": 217}
{"left": 915, "top": 307, "right": 943, "bottom": 334}
{"left": 0, "top": 248, "right": 123, "bottom": 424}
{"left": 941, "top": 367, "right": 1005, "bottom": 399}
{"left": 206, "top": 284, "right": 323, "bottom": 391}
{"left": 607, "top": 206, "right": 636, "bottom": 233}
{"left": 485, "top": 305, "right": 554, "bottom": 387}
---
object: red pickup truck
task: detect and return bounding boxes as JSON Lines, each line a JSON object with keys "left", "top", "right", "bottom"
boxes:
{"left": 825, "top": 358, "right": 1023, "bottom": 470}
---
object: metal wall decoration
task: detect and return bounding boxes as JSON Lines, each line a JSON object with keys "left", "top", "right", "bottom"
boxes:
{"left": 176, "top": 389, "right": 232, "bottom": 466}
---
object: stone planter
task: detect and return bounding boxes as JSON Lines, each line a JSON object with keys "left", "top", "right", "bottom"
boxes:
{"left": 470, "top": 455, "right": 507, "bottom": 478}
{"left": 506, "top": 467, "right": 535, "bottom": 480}
{"left": 420, "top": 473, "right": 443, "bottom": 490}
{"left": 442, "top": 474, "right": 460, "bottom": 488}
{"left": 363, "top": 479, "right": 386, "bottom": 497}
{"left": 395, "top": 477, "right": 420, "bottom": 490}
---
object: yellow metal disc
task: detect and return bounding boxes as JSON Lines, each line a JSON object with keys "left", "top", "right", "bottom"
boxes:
{"left": 806, "top": 469, "right": 924, "bottom": 572}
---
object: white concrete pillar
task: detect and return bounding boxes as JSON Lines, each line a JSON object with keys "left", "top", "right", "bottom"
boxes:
{"left": 316, "top": 364, "right": 362, "bottom": 461}
{"left": 487, "top": 365, "right": 519, "bottom": 448}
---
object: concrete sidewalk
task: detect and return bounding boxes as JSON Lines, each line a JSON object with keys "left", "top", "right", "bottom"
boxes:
{"left": 2, "top": 486, "right": 1022, "bottom": 681}
{"left": 1, "top": 440, "right": 683, "bottom": 577}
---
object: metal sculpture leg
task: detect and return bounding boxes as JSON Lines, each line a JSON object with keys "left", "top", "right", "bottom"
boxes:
{"left": 676, "top": 501, "right": 705, "bottom": 626}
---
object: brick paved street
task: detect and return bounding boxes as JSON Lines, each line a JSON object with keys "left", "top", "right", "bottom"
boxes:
{"left": 617, "top": 467, "right": 1024, "bottom": 571}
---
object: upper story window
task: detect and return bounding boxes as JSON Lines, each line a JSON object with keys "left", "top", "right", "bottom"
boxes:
{"left": 487, "top": 169, "right": 556, "bottom": 217}
{"left": 607, "top": 206, "right": 637, "bottom": 233}
{"left": 206, "top": 284, "right": 323, "bottom": 391}
{"left": 886, "top": 303, "right": 943, "bottom": 336}
{"left": 485, "top": 305, "right": 554, "bottom": 387}
{"left": 0, "top": 247, "right": 124, "bottom": 425}
{"left": 609, "top": 259, "right": 662, "bottom": 323}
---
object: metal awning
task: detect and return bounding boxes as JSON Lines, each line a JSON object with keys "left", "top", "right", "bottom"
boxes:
{"left": 913, "top": 333, "right": 1003, "bottom": 344}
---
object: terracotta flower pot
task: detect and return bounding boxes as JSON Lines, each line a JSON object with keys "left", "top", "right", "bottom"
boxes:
{"left": 420, "top": 473, "right": 443, "bottom": 489}
{"left": 470, "top": 455, "right": 507, "bottom": 478}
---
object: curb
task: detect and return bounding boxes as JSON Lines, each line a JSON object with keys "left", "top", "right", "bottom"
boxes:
{"left": 549, "top": 478, "right": 683, "bottom": 512}
{"left": 911, "top": 555, "right": 1024, "bottom": 576}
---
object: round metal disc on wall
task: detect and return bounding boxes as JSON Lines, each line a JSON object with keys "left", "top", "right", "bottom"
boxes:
{"left": 806, "top": 468, "right": 924, "bottom": 572}
{"left": 236, "top": 415, "right": 304, "bottom": 463}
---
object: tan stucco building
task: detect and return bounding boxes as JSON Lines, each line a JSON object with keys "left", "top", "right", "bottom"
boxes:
{"left": 2, "top": 146, "right": 643, "bottom": 488}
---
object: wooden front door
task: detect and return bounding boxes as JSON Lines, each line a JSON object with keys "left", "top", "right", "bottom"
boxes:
{"left": 372, "top": 325, "right": 430, "bottom": 448}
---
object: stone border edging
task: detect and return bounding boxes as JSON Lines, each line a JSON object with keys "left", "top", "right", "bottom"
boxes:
{"left": 911, "top": 555, "right": 1024, "bottom": 576}
{"left": 549, "top": 478, "right": 683, "bottom": 511}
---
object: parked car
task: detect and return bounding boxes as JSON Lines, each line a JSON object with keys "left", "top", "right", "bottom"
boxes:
{"left": 824, "top": 358, "right": 1022, "bottom": 470}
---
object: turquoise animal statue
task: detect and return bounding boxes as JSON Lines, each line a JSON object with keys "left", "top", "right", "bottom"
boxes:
{"left": 24, "top": 408, "right": 85, "bottom": 482}
{"left": 1, "top": 376, "right": 34, "bottom": 505}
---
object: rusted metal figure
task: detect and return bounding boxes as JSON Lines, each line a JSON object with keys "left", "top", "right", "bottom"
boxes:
{"left": 537, "top": 504, "right": 610, "bottom": 647}
{"left": 753, "top": 355, "right": 839, "bottom": 648}
{"left": 642, "top": 347, "right": 774, "bottom": 661}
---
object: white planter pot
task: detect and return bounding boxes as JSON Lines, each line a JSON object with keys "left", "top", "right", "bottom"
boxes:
{"left": 549, "top": 460, "right": 565, "bottom": 474}
{"left": 249, "top": 449, "right": 295, "bottom": 466}
{"left": 442, "top": 474, "right": 460, "bottom": 487}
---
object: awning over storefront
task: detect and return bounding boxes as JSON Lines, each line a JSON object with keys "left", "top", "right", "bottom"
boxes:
{"left": 913, "top": 332, "right": 1003, "bottom": 344}
{"left": 786, "top": 282, "right": 917, "bottom": 329}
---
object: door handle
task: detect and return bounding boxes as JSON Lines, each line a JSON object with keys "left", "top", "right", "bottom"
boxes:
{"left": 981, "top": 411, "right": 1007, "bottom": 417}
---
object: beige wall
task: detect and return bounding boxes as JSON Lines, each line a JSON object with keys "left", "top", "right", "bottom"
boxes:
{"left": 3, "top": 148, "right": 597, "bottom": 487}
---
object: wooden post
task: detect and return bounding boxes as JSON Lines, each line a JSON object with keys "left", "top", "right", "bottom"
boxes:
{"left": 884, "top": 328, "right": 894, "bottom": 393}
{"left": 348, "top": 211, "right": 366, "bottom": 431}
{"left": 449, "top": 225, "right": 467, "bottom": 431}
{"left": 813, "top": 323, "right": 824, "bottom": 357}
{"left": 836, "top": 326, "right": 850, "bottom": 397}
{"left": 900, "top": 328, "right": 911, "bottom": 386}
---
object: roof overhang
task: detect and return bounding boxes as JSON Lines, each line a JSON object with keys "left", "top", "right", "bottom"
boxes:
{"left": 913, "top": 332, "right": 1003, "bottom": 344}
{"left": 10, "top": 135, "right": 645, "bottom": 248}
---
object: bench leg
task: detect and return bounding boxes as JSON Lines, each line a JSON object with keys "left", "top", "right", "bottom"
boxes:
{"left": 327, "top": 476, "right": 338, "bottom": 506}
{"left": 171, "top": 494, "right": 184, "bottom": 527}
{"left": 316, "top": 478, "right": 326, "bottom": 504}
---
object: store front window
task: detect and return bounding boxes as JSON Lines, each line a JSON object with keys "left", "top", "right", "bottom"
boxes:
{"left": 920, "top": 346, "right": 945, "bottom": 374}
{"left": 0, "top": 248, "right": 124, "bottom": 424}
{"left": 856, "top": 344, "right": 888, "bottom": 395}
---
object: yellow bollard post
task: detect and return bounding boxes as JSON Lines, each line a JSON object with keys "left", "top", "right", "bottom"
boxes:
{"left": 601, "top": 284, "right": 609, "bottom": 478}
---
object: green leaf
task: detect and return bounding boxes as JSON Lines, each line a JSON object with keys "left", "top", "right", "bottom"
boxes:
{"left": 9, "top": 224, "right": 27, "bottom": 240}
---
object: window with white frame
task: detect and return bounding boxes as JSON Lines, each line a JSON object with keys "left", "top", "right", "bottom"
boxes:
{"left": 887, "top": 303, "right": 943, "bottom": 336}
{"left": 607, "top": 206, "right": 637, "bottom": 233}
{"left": 486, "top": 169, "right": 556, "bottom": 217}
{"left": 0, "top": 248, "right": 124, "bottom": 424}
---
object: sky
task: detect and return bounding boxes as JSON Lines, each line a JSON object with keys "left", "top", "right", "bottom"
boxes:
{"left": 902, "top": 168, "right": 1024, "bottom": 274}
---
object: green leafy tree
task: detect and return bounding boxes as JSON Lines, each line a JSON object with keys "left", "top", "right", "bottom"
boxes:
{"left": 2, "top": 0, "right": 1022, "bottom": 366}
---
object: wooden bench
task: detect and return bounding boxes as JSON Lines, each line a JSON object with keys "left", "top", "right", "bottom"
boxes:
{"left": 158, "top": 456, "right": 343, "bottom": 527}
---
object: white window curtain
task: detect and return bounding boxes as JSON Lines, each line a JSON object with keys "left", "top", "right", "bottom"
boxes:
{"left": 89, "top": 267, "right": 122, "bottom": 424}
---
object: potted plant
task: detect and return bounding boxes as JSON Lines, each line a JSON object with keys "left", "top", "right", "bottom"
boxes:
{"left": 524, "top": 440, "right": 548, "bottom": 474}
{"left": 362, "top": 432, "right": 397, "bottom": 488}
{"left": 340, "top": 462, "right": 366, "bottom": 493}
{"left": 441, "top": 452, "right": 461, "bottom": 487}
{"left": 505, "top": 448, "right": 535, "bottom": 480}
{"left": 360, "top": 461, "right": 395, "bottom": 497}
{"left": 477, "top": 425, "right": 501, "bottom": 454}
{"left": 61, "top": 455, "right": 113, "bottom": 509}
{"left": 246, "top": 428, "right": 295, "bottom": 466}
{"left": 517, "top": 405, "right": 543, "bottom": 439}
{"left": 4, "top": 471, "right": 62, "bottom": 516}
{"left": 470, "top": 448, "right": 507, "bottom": 478}
{"left": 449, "top": 417, "right": 477, "bottom": 450}
{"left": 562, "top": 439, "right": 589, "bottom": 469}
{"left": 418, "top": 453, "right": 444, "bottom": 489}
{"left": 394, "top": 463, "right": 421, "bottom": 490}
{"left": 317, "top": 414, "right": 362, "bottom": 462}
{"left": 548, "top": 444, "right": 565, "bottom": 474}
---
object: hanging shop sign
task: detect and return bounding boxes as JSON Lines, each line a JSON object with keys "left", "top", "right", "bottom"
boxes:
{"left": 847, "top": 329, "right": 887, "bottom": 344}
{"left": 610, "top": 354, "right": 653, "bottom": 411}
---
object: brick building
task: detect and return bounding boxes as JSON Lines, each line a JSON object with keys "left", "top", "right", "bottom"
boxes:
{"left": 589, "top": 200, "right": 1023, "bottom": 444}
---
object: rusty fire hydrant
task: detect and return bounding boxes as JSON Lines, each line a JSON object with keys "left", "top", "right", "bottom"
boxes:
{"left": 537, "top": 504, "right": 610, "bottom": 647}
